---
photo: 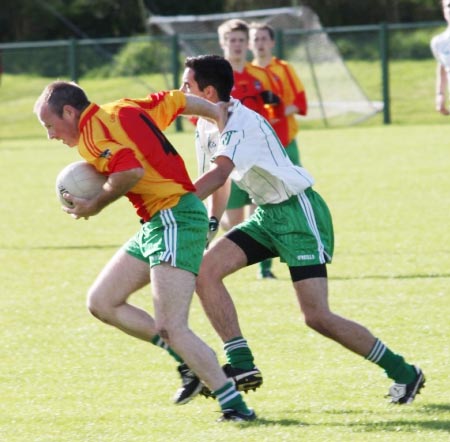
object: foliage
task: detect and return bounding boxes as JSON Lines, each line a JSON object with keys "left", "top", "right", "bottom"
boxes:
{"left": 302, "top": 0, "right": 442, "bottom": 26}
{"left": 0, "top": 0, "right": 446, "bottom": 44}
{"left": 105, "top": 39, "right": 172, "bottom": 76}
{"left": 0, "top": 0, "right": 146, "bottom": 42}
{"left": 333, "top": 28, "right": 438, "bottom": 60}
{"left": 144, "top": 0, "right": 225, "bottom": 15}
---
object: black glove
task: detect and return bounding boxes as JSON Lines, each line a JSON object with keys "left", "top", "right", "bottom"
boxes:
{"left": 206, "top": 216, "right": 219, "bottom": 249}
{"left": 260, "top": 90, "right": 281, "bottom": 105}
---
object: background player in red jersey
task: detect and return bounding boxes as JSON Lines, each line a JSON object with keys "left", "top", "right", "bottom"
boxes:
{"left": 250, "top": 22, "right": 308, "bottom": 166}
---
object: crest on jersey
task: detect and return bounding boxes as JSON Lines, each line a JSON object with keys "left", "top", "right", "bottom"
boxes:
{"left": 99, "top": 149, "right": 112, "bottom": 159}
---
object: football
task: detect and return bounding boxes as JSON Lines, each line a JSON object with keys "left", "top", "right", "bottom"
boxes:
{"left": 55, "top": 161, "right": 107, "bottom": 208}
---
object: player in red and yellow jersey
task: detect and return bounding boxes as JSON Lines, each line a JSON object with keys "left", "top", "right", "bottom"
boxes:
{"left": 34, "top": 81, "right": 256, "bottom": 421}
{"left": 250, "top": 22, "right": 308, "bottom": 166}
{"left": 75, "top": 91, "right": 195, "bottom": 222}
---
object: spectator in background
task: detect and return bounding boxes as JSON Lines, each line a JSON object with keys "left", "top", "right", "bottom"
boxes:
{"left": 431, "top": 0, "right": 450, "bottom": 115}
{"left": 249, "top": 22, "right": 307, "bottom": 166}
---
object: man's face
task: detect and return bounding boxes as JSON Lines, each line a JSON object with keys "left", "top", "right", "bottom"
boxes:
{"left": 249, "top": 28, "right": 275, "bottom": 58}
{"left": 180, "top": 67, "right": 204, "bottom": 98}
{"left": 38, "top": 103, "right": 80, "bottom": 148}
{"left": 221, "top": 30, "right": 249, "bottom": 63}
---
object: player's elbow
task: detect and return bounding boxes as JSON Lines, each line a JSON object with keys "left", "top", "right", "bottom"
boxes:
{"left": 215, "top": 167, "right": 229, "bottom": 187}
{"left": 131, "top": 167, "right": 145, "bottom": 181}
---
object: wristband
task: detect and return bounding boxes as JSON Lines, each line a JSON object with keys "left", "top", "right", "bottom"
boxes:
{"left": 209, "top": 216, "right": 219, "bottom": 232}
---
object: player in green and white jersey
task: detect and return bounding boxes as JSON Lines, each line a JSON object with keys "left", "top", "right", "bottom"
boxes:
{"left": 179, "top": 54, "right": 425, "bottom": 406}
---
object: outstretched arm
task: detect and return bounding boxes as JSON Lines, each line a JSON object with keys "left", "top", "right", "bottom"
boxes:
{"left": 435, "top": 63, "right": 449, "bottom": 115}
{"left": 194, "top": 156, "right": 234, "bottom": 201}
{"left": 63, "top": 168, "right": 144, "bottom": 219}
{"left": 183, "top": 94, "right": 230, "bottom": 131}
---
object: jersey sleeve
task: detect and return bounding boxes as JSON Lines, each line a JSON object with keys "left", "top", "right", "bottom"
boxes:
{"left": 128, "top": 90, "right": 187, "bottom": 131}
{"left": 195, "top": 125, "right": 209, "bottom": 175}
{"left": 283, "top": 62, "right": 308, "bottom": 115}
{"left": 215, "top": 129, "right": 251, "bottom": 175}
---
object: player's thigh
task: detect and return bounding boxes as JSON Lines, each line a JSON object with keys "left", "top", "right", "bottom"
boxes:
{"left": 293, "top": 277, "right": 330, "bottom": 317}
{"left": 221, "top": 207, "right": 246, "bottom": 230}
{"left": 151, "top": 263, "right": 195, "bottom": 329}
{"left": 199, "top": 236, "right": 248, "bottom": 280}
{"left": 88, "top": 248, "right": 150, "bottom": 306}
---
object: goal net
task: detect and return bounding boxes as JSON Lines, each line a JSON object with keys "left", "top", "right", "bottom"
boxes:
{"left": 148, "top": 6, "right": 381, "bottom": 127}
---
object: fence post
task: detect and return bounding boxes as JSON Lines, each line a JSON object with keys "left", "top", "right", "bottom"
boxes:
{"left": 379, "top": 22, "right": 391, "bottom": 124}
{"left": 68, "top": 38, "right": 78, "bottom": 82}
{"left": 275, "top": 29, "right": 284, "bottom": 59}
{"left": 171, "top": 34, "right": 182, "bottom": 132}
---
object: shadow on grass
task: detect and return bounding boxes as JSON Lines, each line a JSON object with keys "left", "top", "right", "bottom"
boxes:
{"left": 0, "top": 244, "right": 121, "bottom": 250}
{"left": 248, "top": 404, "right": 450, "bottom": 433}
{"left": 332, "top": 273, "right": 450, "bottom": 280}
{"left": 31, "top": 244, "right": 121, "bottom": 250}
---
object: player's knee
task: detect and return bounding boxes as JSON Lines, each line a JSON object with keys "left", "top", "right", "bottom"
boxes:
{"left": 86, "top": 290, "right": 110, "bottom": 323}
{"left": 196, "top": 265, "right": 221, "bottom": 296}
{"left": 197, "top": 260, "right": 216, "bottom": 290}
{"left": 155, "top": 324, "right": 185, "bottom": 347}
{"left": 303, "top": 311, "right": 333, "bottom": 336}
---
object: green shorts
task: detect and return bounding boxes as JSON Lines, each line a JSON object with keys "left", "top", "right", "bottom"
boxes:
{"left": 285, "top": 138, "right": 301, "bottom": 166}
{"left": 236, "top": 188, "right": 334, "bottom": 267}
{"left": 226, "top": 180, "right": 252, "bottom": 210}
{"left": 124, "top": 193, "right": 208, "bottom": 275}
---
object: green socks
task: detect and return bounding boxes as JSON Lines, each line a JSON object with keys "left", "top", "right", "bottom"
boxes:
{"left": 151, "top": 334, "right": 183, "bottom": 363}
{"left": 224, "top": 337, "right": 255, "bottom": 370}
{"left": 258, "top": 258, "right": 273, "bottom": 273}
{"left": 213, "top": 381, "right": 249, "bottom": 413}
{"left": 366, "top": 338, "right": 416, "bottom": 384}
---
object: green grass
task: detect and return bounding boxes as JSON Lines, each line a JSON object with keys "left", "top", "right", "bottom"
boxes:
{"left": 0, "top": 58, "right": 447, "bottom": 141}
{"left": 1, "top": 72, "right": 449, "bottom": 441}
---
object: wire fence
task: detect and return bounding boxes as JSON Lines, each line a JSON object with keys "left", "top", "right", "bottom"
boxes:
{"left": 0, "top": 20, "right": 446, "bottom": 128}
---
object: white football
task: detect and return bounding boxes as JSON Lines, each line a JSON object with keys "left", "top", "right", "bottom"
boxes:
{"left": 55, "top": 161, "right": 107, "bottom": 208}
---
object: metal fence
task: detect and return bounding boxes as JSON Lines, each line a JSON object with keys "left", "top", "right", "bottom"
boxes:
{"left": 0, "top": 20, "right": 446, "bottom": 127}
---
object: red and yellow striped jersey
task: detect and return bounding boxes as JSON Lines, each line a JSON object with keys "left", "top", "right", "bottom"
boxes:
{"left": 77, "top": 90, "right": 194, "bottom": 222}
{"left": 260, "top": 57, "right": 307, "bottom": 144}
{"left": 232, "top": 63, "right": 288, "bottom": 145}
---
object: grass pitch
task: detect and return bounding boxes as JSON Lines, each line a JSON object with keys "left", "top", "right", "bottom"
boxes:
{"left": 0, "top": 74, "right": 449, "bottom": 441}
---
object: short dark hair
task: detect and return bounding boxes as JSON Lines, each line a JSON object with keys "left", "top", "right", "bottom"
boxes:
{"left": 249, "top": 22, "right": 275, "bottom": 41}
{"left": 34, "top": 81, "right": 90, "bottom": 117}
{"left": 184, "top": 55, "right": 233, "bottom": 102}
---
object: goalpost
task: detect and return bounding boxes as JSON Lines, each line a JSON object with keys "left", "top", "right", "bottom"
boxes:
{"left": 148, "top": 6, "right": 381, "bottom": 127}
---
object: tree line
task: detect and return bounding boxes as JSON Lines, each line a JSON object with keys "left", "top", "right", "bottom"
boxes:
{"left": 0, "top": 0, "right": 445, "bottom": 43}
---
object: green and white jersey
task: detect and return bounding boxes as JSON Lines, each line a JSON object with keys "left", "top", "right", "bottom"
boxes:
{"left": 196, "top": 99, "right": 314, "bottom": 205}
{"left": 431, "top": 28, "right": 450, "bottom": 74}
{"left": 195, "top": 118, "right": 219, "bottom": 175}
